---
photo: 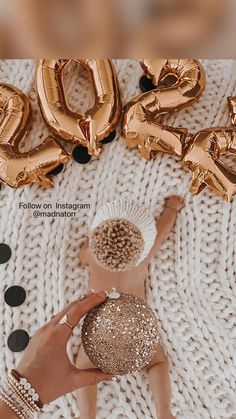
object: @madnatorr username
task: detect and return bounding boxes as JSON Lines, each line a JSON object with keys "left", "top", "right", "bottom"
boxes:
{"left": 19, "top": 202, "right": 90, "bottom": 211}
{"left": 33, "top": 211, "right": 78, "bottom": 218}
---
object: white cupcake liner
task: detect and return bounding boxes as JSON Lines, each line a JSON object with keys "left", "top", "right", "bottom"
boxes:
{"left": 91, "top": 199, "right": 157, "bottom": 265}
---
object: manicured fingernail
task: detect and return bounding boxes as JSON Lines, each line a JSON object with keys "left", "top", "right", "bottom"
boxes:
{"left": 90, "top": 289, "right": 95, "bottom": 293}
{"left": 112, "top": 377, "right": 117, "bottom": 382}
{"left": 104, "top": 290, "right": 109, "bottom": 297}
{"left": 105, "top": 375, "right": 113, "bottom": 381}
{"left": 98, "top": 291, "right": 108, "bottom": 298}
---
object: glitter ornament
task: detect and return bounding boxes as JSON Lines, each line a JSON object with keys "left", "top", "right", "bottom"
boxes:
{"left": 82, "top": 293, "right": 159, "bottom": 375}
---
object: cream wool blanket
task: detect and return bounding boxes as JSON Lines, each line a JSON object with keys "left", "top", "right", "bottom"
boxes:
{"left": 0, "top": 60, "right": 235, "bottom": 419}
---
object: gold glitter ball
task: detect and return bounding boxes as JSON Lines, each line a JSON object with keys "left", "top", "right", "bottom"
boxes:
{"left": 82, "top": 293, "right": 159, "bottom": 375}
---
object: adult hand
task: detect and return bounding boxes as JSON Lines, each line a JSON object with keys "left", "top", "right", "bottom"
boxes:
{"left": 16, "top": 291, "right": 111, "bottom": 405}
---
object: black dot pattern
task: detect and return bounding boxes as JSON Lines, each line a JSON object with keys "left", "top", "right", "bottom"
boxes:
{"left": 72, "top": 146, "right": 92, "bottom": 164}
{"left": 139, "top": 75, "right": 155, "bottom": 93}
{"left": 4, "top": 286, "right": 26, "bottom": 307}
{"left": 0, "top": 243, "right": 12, "bottom": 264}
{"left": 7, "top": 330, "right": 30, "bottom": 352}
{"left": 48, "top": 164, "right": 64, "bottom": 176}
{"left": 101, "top": 130, "right": 117, "bottom": 144}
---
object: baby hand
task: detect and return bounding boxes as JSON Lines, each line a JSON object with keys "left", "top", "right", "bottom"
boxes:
{"left": 165, "top": 195, "right": 185, "bottom": 212}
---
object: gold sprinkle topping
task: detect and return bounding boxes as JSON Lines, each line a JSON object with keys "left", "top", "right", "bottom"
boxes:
{"left": 90, "top": 219, "right": 144, "bottom": 272}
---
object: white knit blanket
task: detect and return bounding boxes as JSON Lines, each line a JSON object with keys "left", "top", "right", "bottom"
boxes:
{"left": 0, "top": 60, "right": 236, "bottom": 419}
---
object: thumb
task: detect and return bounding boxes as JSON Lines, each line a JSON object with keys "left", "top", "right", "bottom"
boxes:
{"left": 71, "top": 367, "right": 113, "bottom": 389}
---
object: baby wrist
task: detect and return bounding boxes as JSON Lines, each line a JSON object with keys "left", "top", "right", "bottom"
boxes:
{"left": 165, "top": 205, "right": 177, "bottom": 212}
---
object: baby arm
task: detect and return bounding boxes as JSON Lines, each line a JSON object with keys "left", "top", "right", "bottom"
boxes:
{"left": 148, "top": 196, "right": 184, "bottom": 259}
{"left": 146, "top": 346, "right": 175, "bottom": 419}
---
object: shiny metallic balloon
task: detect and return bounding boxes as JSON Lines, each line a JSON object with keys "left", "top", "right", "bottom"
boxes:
{"left": 0, "top": 84, "right": 69, "bottom": 189}
{"left": 183, "top": 97, "right": 236, "bottom": 201}
{"left": 36, "top": 59, "right": 122, "bottom": 157}
{"left": 122, "top": 59, "right": 205, "bottom": 160}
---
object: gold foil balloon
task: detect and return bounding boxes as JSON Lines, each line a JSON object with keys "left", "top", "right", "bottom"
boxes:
{"left": 0, "top": 84, "right": 69, "bottom": 189}
{"left": 183, "top": 98, "right": 236, "bottom": 201}
{"left": 0, "top": 84, "right": 30, "bottom": 146}
{"left": 82, "top": 292, "right": 159, "bottom": 375}
{"left": 228, "top": 96, "right": 236, "bottom": 125}
{"left": 36, "top": 59, "right": 122, "bottom": 157}
{"left": 122, "top": 59, "right": 205, "bottom": 160}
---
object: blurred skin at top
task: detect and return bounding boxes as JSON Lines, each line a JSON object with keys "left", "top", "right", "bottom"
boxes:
{"left": 126, "top": 0, "right": 235, "bottom": 57}
{"left": 2, "top": 0, "right": 118, "bottom": 56}
{"left": 0, "top": 0, "right": 235, "bottom": 57}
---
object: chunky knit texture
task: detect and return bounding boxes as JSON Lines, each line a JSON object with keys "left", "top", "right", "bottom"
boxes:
{"left": 0, "top": 60, "right": 236, "bottom": 419}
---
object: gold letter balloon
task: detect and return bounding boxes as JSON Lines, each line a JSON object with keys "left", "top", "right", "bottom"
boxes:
{"left": 122, "top": 59, "right": 206, "bottom": 160}
{"left": 0, "top": 84, "right": 69, "bottom": 189}
{"left": 183, "top": 97, "right": 236, "bottom": 201}
{"left": 36, "top": 59, "right": 122, "bottom": 157}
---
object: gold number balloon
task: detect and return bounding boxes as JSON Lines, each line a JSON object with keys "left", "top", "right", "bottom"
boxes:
{"left": 183, "top": 97, "right": 236, "bottom": 201}
{"left": 228, "top": 96, "right": 236, "bottom": 125}
{"left": 0, "top": 84, "right": 69, "bottom": 189}
{"left": 122, "top": 59, "right": 206, "bottom": 160}
{"left": 36, "top": 59, "right": 122, "bottom": 157}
